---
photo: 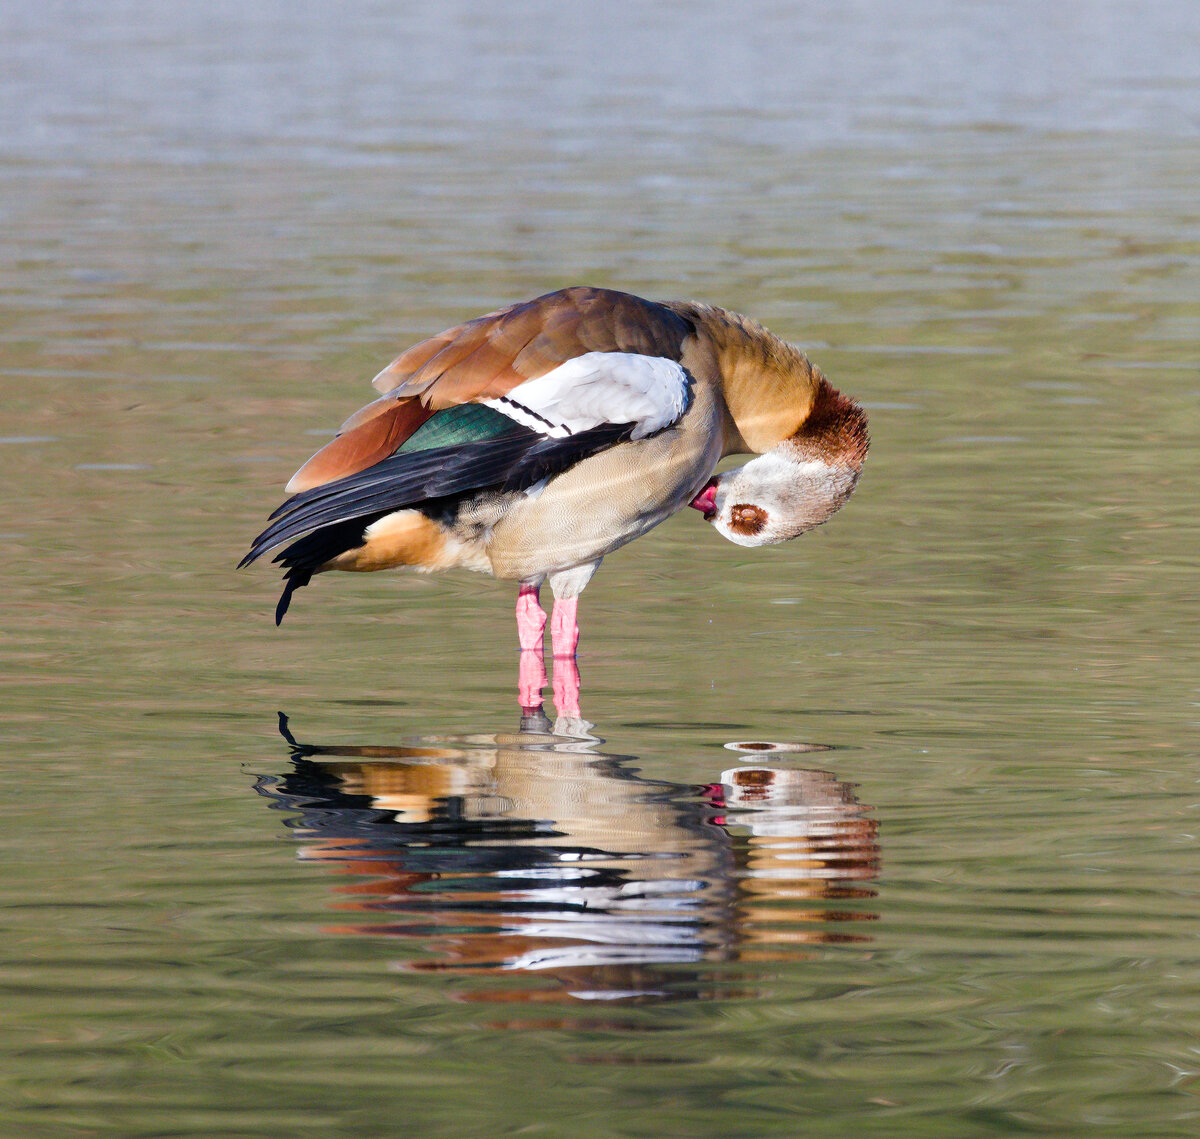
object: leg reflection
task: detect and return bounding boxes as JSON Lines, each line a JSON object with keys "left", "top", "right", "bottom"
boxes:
{"left": 551, "top": 654, "right": 583, "bottom": 726}
{"left": 518, "top": 646, "right": 548, "bottom": 715}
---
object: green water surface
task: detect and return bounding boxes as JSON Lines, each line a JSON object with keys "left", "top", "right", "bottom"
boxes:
{"left": 2, "top": 4, "right": 1199, "bottom": 1136}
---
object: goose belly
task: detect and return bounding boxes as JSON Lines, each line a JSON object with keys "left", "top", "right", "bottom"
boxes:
{"left": 484, "top": 393, "right": 723, "bottom": 581}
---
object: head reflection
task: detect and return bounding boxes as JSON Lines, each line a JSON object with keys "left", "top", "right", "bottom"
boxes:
{"left": 257, "top": 716, "right": 879, "bottom": 1004}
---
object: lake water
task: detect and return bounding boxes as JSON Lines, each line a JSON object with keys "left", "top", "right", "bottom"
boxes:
{"left": 3, "top": 2, "right": 1199, "bottom": 1135}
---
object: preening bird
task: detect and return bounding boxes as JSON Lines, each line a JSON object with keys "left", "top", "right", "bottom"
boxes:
{"left": 241, "top": 286, "right": 868, "bottom": 672}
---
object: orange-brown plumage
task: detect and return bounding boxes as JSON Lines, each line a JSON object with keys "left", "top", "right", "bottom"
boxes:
{"left": 369, "top": 287, "right": 690, "bottom": 407}
{"left": 323, "top": 510, "right": 464, "bottom": 574}
{"left": 287, "top": 397, "right": 434, "bottom": 493}
{"left": 288, "top": 287, "right": 695, "bottom": 495}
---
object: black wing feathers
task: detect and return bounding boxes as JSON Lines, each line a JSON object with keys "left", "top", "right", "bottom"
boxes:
{"left": 242, "top": 430, "right": 534, "bottom": 566}
{"left": 270, "top": 516, "right": 386, "bottom": 625}
{"left": 241, "top": 421, "right": 637, "bottom": 574}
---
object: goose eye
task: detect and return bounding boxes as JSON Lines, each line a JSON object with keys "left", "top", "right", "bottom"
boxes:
{"left": 729, "top": 503, "right": 768, "bottom": 536}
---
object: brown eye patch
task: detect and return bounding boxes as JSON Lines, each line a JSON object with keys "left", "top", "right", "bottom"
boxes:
{"left": 729, "top": 503, "right": 767, "bottom": 536}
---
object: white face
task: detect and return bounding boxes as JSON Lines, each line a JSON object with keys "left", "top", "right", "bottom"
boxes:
{"left": 707, "top": 451, "right": 861, "bottom": 548}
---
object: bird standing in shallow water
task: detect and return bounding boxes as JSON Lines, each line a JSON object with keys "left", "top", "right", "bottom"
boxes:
{"left": 241, "top": 287, "right": 868, "bottom": 713}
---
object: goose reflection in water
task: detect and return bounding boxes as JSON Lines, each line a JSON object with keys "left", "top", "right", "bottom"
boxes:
{"left": 256, "top": 715, "right": 879, "bottom": 1004}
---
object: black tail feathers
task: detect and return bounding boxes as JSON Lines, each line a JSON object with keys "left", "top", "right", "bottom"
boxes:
{"left": 242, "top": 421, "right": 639, "bottom": 626}
{"left": 261, "top": 516, "right": 380, "bottom": 625}
{"left": 275, "top": 570, "right": 310, "bottom": 625}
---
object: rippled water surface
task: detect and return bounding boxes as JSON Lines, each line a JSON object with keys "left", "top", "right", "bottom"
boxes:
{"left": 3, "top": 3, "right": 1200, "bottom": 1135}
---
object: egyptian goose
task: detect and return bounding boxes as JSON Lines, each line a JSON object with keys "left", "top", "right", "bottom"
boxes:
{"left": 241, "top": 286, "right": 868, "bottom": 679}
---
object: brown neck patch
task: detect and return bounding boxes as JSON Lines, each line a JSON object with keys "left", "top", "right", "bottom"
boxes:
{"left": 787, "top": 377, "right": 870, "bottom": 467}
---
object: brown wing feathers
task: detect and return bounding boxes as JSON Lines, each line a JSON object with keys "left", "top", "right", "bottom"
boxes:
{"left": 288, "top": 288, "right": 692, "bottom": 496}
{"left": 286, "top": 398, "right": 435, "bottom": 493}
{"left": 372, "top": 287, "right": 691, "bottom": 406}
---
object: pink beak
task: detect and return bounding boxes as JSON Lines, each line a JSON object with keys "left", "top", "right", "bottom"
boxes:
{"left": 689, "top": 479, "right": 719, "bottom": 521}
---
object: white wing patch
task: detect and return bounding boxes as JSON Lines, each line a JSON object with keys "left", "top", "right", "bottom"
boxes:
{"left": 484, "top": 352, "right": 690, "bottom": 441}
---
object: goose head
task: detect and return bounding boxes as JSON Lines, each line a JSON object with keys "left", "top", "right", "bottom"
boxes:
{"left": 691, "top": 379, "right": 869, "bottom": 548}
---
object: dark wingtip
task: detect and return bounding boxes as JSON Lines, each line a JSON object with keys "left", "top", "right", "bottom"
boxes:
{"left": 275, "top": 572, "right": 309, "bottom": 625}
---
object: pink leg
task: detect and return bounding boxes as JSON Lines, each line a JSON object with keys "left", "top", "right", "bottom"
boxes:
{"left": 516, "top": 584, "right": 548, "bottom": 712}
{"left": 552, "top": 654, "right": 582, "bottom": 719}
{"left": 549, "top": 598, "right": 582, "bottom": 719}
{"left": 515, "top": 583, "right": 546, "bottom": 651}
{"left": 550, "top": 597, "right": 580, "bottom": 659}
